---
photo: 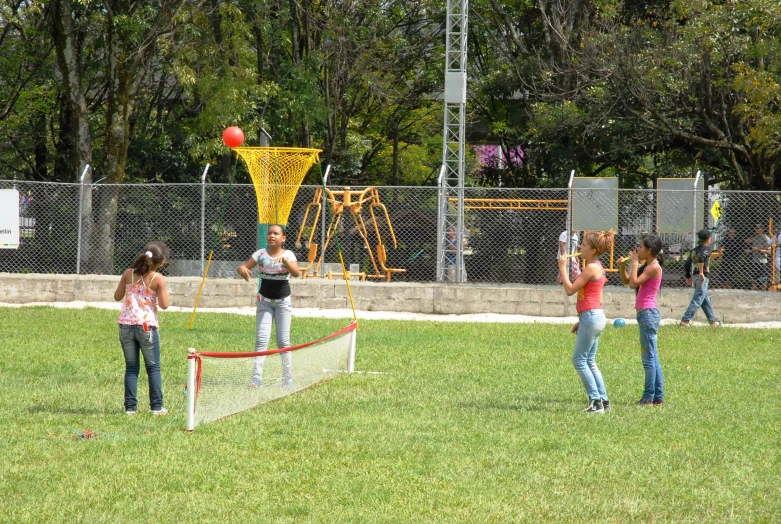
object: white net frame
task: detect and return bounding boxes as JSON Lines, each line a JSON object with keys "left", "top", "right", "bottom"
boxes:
{"left": 186, "top": 322, "right": 357, "bottom": 430}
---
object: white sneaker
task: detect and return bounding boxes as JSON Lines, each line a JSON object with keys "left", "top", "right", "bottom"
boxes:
{"left": 126, "top": 410, "right": 137, "bottom": 415}
{"left": 152, "top": 408, "right": 168, "bottom": 416}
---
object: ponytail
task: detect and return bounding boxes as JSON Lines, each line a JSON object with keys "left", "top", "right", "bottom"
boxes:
{"left": 130, "top": 241, "right": 169, "bottom": 276}
{"left": 583, "top": 230, "right": 615, "bottom": 257}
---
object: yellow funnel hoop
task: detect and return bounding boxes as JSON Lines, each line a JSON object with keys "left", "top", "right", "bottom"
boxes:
{"left": 234, "top": 147, "right": 321, "bottom": 225}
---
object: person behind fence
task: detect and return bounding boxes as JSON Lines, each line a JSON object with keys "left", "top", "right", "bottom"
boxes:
{"left": 680, "top": 229, "right": 721, "bottom": 327}
{"left": 745, "top": 225, "right": 772, "bottom": 291}
{"left": 617, "top": 235, "right": 664, "bottom": 406}
{"left": 555, "top": 230, "right": 581, "bottom": 284}
{"left": 238, "top": 225, "right": 300, "bottom": 388}
{"left": 557, "top": 230, "right": 613, "bottom": 414}
{"left": 718, "top": 228, "right": 742, "bottom": 289}
{"left": 446, "top": 226, "right": 468, "bottom": 282}
{"left": 113, "top": 241, "right": 170, "bottom": 416}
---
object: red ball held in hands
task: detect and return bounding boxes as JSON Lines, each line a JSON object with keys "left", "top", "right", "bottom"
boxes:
{"left": 222, "top": 126, "right": 244, "bottom": 148}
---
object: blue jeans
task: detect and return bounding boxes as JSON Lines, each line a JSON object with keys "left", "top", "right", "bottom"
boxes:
{"left": 682, "top": 275, "right": 716, "bottom": 323}
{"left": 637, "top": 308, "right": 664, "bottom": 402}
{"left": 572, "top": 309, "right": 608, "bottom": 401}
{"left": 253, "top": 296, "right": 293, "bottom": 384}
{"left": 119, "top": 324, "right": 163, "bottom": 411}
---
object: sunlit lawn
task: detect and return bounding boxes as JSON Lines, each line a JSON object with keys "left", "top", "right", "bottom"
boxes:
{"left": 1, "top": 306, "right": 779, "bottom": 522}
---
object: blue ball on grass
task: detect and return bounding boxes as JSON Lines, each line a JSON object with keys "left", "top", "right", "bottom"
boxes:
{"left": 613, "top": 318, "right": 626, "bottom": 327}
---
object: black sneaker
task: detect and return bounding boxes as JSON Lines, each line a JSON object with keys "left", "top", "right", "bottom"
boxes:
{"left": 602, "top": 400, "right": 611, "bottom": 412}
{"left": 637, "top": 399, "right": 653, "bottom": 406}
{"left": 582, "top": 399, "right": 604, "bottom": 413}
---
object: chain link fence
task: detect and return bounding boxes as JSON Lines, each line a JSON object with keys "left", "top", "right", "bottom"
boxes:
{"left": 1, "top": 179, "right": 779, "bottom": 291}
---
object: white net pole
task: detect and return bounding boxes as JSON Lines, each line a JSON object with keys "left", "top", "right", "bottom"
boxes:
{"left": 186, "top": 348, "right": 197, "bottom": 431}
{"left": 347, "top": 329, "right": 357, "bottom": 373}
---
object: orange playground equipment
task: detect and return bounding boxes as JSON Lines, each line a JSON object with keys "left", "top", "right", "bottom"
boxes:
{"left": 296, "top": 187, "right": 406, "bottom": 282}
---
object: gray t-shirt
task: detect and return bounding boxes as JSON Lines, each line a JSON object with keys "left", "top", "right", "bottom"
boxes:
{"left": 750, "top": 234, "right": 771, "bottom": 264}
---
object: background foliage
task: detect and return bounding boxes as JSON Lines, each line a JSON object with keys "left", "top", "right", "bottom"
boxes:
{"left": 2, "top": 0, "right": 780, "bottom": 190}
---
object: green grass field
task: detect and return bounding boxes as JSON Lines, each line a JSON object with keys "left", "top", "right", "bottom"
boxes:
{"left": 1, "top": 306, "right": 779, "bottom": 522}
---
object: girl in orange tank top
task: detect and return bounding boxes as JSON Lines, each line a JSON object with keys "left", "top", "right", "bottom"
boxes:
{"left": 558, "top": 231, "right": 614, "bottom": 413}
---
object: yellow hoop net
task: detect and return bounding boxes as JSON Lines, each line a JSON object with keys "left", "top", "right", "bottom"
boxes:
{"left": 234, "top": 147, "right": 321, "bottom": 225}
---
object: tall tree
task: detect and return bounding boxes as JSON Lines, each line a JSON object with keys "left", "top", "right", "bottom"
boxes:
{"left": 51, "top": 0, "right": 204, "bottom": 272}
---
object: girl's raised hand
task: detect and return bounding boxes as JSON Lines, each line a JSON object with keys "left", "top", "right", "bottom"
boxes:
{"left": 628, "top": 250, "right": 640, "bottom": 264}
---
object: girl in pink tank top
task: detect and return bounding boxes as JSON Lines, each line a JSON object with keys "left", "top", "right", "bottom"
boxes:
{"left": 113, "top": 242, "right": 170, "bottom": 415}
{"left": 617, "top": 235, "right": 665, "bottom": 406}
{"left": 558, "top": 230, "right": 614, "bottom": 414}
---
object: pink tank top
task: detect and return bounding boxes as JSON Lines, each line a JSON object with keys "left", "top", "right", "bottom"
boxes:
{"left": 118, "top": 271, "right": 160, "bottom": 328}
{"left": 635, "top": 266, "right": 662, "bottom": 309}
{"left": 576, "top": 262, "right": 606, "bottom": 314}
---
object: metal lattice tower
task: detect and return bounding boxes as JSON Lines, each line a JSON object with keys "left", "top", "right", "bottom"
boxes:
{"left": 436, "top": 0, "right": 469, "bottom": 282}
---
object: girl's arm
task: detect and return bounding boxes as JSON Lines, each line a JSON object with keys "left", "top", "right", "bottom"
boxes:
{"left": 559, "top": 258, "right": 599, "bottom": 296}
{"left": 237, "top": 257, "right": 258, "bottom": 282}
{"left": 280, "top": 251, "right": 301, "bottom": 278}
{"left": 617, "top": 258, "right": 630, "bottom": 285}
{"left": 113, "top": 269, "right": 129, "bottom": 301}
{"left": 628, "top": 260, "right": 661, "bottom": 289}
{"left": 154, "top": 275, "right": 170, "bottom": 310}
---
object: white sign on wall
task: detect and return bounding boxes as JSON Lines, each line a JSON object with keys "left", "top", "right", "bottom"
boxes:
{"left": 0, "top": 189, "right": 20, "bottom": 249}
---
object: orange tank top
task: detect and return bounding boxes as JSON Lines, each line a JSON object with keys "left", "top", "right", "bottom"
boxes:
{"left": 576, "top": 261, "right": 605, "bottom": 314}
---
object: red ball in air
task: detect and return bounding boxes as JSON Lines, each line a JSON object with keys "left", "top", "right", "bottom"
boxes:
{"left": 222, "top": 126, "right": 245, "bottom": 148}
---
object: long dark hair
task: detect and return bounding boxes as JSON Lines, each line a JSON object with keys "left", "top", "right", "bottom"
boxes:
{"left": 639, "top": 235, "right": 664, "bottom": 268}
{"left": 636, "top": 234, "right": 664, "bottom": 295}
{"left": 130, "top": 241, "right": 169, "bottom": 276}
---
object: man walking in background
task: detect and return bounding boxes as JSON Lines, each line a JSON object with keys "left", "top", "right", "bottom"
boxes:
{"left": 681, "top": 229, "right": 720, "bottom": 327}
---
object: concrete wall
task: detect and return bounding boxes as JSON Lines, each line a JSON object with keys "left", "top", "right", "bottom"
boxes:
{"left": 0, "top": 272, "right": 773, "bottom": 323}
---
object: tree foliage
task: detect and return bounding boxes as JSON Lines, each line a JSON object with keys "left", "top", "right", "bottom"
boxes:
{"left": 0, "top": 0, "right": 780, "bottom": 198}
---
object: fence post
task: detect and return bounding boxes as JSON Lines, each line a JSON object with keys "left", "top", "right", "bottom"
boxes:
{"left": 566, "top": 169, "right": 575, "bottom": 257}
{"left": 321, "top": 164, "right": 330, "bottom": 269}
{"left": 200, "top": 163, "right": 210, "bottom": 275}
{"left": 75, "top": 164, "right": 90, "bottom": 274}
{"left": 692, "top": 170, "right": 701, "bottom": 249}
{"left": 435, "top": 164, "right": 446, "bottom": 281}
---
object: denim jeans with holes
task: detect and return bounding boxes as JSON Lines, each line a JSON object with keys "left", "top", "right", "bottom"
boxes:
{"left": 119, "top": 324, "right": 163, "bottom": 411}
{"left": 571, "top": 309, "right": 608, "bottom": 401}
{"left": 637, "top": 308, "right": 664, "bottom": 402}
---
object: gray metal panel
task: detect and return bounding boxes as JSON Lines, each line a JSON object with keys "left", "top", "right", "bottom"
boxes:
{"left": 657, "top": 178, "right": 704, "bottom": 233}
{"left": 444, "top": 72, "right": 467, "bottom": 103}
{"left": 572, "top": 178, "right": 618, "bottom": 231}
